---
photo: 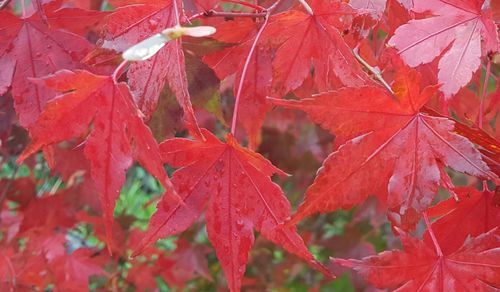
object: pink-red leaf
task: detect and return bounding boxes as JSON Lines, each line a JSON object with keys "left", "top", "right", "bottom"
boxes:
{"left": 0, "top": 4, "right": 94, "bottom": 127}
{"left": 261, "top": 0, "right": 371, "bottom": 96}
{"left": 135, "top": 129, "right": 329, "bottom": 291}
{"left": 271, "top": 68, "right": 495, "bottom": 228}
{"left": 388, "top": 0, "right": 499, "bottom": 97}
{"left": 333, "top": 229, "right": 500, "bottom": 290}
{"left": 18, "top": 69, "right": 172, "bottom": 248}
{"left": 424, "top": 187, "right": 500, "bottom": 254}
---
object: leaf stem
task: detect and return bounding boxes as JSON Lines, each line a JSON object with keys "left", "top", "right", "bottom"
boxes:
{"left": 188, "top": 0, "right": 284, "bottom": 22}
{"left": 197, "top": 10, "right": 267, "bottom": 20}
{"left": 353, "top": 48, "right": 394, "bottom": 94}
{"left": 34, "top": 0, "right": 48, "bottom": 24}
{"left": 479, "top": 58, "right": 491, "bottom": 129}
{"left": 0, "top": 0, "right": 12, "bottom": 10}
{"left": 229, "top": 0, "right": 284, "bottom": 136}
{"left": 297, "top": 0, "right": 313, "bottom": 15}
{"left": 172, "top": 0, "right": 181, "bottom": 26}
{"left": 230, "top": 14, "right": 269, "bottom": 135}
{"left": 423, "top": 212, "right": 443, "bottom": 257}
{"left": 112, "top": 60, "right": 129, "bottom": 83}
{"left": 222, "top": 0, "right": 265, "bottom": 11}
{"left": 20, "top": 0, "right": 26, "bottom": 17}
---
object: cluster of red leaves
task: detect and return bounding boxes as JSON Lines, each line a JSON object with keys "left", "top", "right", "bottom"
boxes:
{"left": 0, "top": 0, "right": 499, "bottom": 291}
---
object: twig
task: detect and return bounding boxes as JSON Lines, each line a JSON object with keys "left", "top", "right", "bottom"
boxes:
{"left": 222, "top": 0, "right": 264, "bottom": 11}
{"left": 112, "top": 60, "right": 129, "bottom": 83}
{"left": 423, "top": 212, "right": 443, "bottom": 257}
{"left": 20, "top": 0, "right": 26, "bottom": 17}
{"left": 205, "top": 10, "right": 267, "bottom": 19}
{"left": 479, "top": 58, "right": 491, "bottom": 129}
{"left": 267, "top": 0, "right": 285, "bottom": 11}
{"left": 34, "top": 0, "right": 48, "bottom": 24}
{"left": 172, "top": 0, "right": 181, "bottom": 26}
{"left": 297, "top": 0, "right": 313, "bottom": 15}
{"left": 188, "top": 0, "right": 283, "bottom": 22}
{"left": 0, "top": 0, "right": 12, "bottom": 10}
{"left": 352, "top": 48, "right": 394, "bottom": 94}
{"left": 479, "top": 57, "right": 491, "bottom": 196}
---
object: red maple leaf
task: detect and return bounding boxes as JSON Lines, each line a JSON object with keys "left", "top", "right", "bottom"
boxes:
{"left": 271, "top": 67, "right": 495, "bottom": 228}
{"left": 333, "top": 229, "right": 500, "bottom": 290}
{"left": 158, "top": 239, "right": 212, "bottom": 287}
{"left": 18, "top": 69, "right": 174, "bottom": 248}
{"left": 101, "top": 0, "right": 202, "bottom": 139}
{"left": 261, "top": 0, "right": 371, "bottom": 96}
{"left": 50, "top": 249, "right": 107, "bottom": 291}
{"left": 134, "top": 128, "right": 329, "bottom": 291}
{"left": 0, "top": 1, "right": 105, "bottom": 127}
{"left": 388, "top": 0, "right": 499, "bottom": 97}
{"left": 424, "top": 187, "right": 500, "bottom": 254}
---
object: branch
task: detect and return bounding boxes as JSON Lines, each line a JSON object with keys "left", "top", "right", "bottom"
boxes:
{"left": 0, "top": 0, "right": 12, "bottom": 10}
{"left": 188, "top": 0, "right": 285, "bottom": 22}
{"left": 172, "top": 0, "right": 181, "bottom": 26}
{"left": 352, "top": 49, "right": 394, "bottom": 94}
{"left": 297, "top": 0, "right": 313, "bottom": 15}
{"left": 112, "top": 60, "right": 129, "bottom": 83}
{"left": 479, "top": 57, "right": 491, "bottom": 129}
{"left": 222, "top": 0, "right": 265, "bottom": 11}
{"left": 423, "top": 212, "right": 443, "bottom": 257}
{"left": 206, "top": 10, "right": 266, "bottom": 19}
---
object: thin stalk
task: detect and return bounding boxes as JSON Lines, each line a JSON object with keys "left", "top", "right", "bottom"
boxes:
{"left": 205, "top": 10, "right": 266, "bottom": 18}
{"left": 230, "top": 15, "right": 269, "bottom": 135}
{"left": 0, "top": 0, "right": 12, "bottom": 10}
{"left": 267, "top": 0, "right": 284, "bottom": 11}
{"left": 188, "top": 0, "right": 283, "bottom": 22}
{"left": 222, "top": 0, "right": 264, "bottom": 10}
{"left": 423, "top": 212, "right": 443, "bottom": 257}
{"left": 20, "top": 0, "right": 26, "bottom": 17}
{"left": 172, "top": 0, "right": 181, "bottom": 26}
{"left": 353, "top": 49, "right": 394, "bottom": 94}
{"left": 479, "top": 58, "right": 491, "bottom": 129}
{"left": 112, "top": 60, "right": 129, "bottom": 83}
{"left": 229, "top": 0, "right": 284, "bottom": 136}
{"left": 34, "top": 0, "right": 48, "bottom": 24}
{"left": 297, "top": 0, "right": 313, "bottom": 14}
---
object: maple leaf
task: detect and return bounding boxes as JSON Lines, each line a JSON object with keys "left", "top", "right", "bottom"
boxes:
{"left": 203, "top": 18, "right": 273, "bottom": 148}
{"left": 134, "top": 129, "right": 329, "bottom": 291}
{"left": 101, "top": 0, "right": 202, "bottom": 139}
{"left": 271, "top": 68, "right": 495, "bottom": 227}
{"left": 0, "top": 1, "right": 103, "bottom": 127}
{"left": 18, "top": 69, "right": 174, "bottom": 248}
{"left": 388, "top": 0, "right": 499, "bottom": 97}
{"left": 50, "top": 249, "right": 107, "bottom": 291}
{"left": 261, "top": 0, "right": 371, "bottom": 96}
{"left": 158, "top": 239, "right": 213, "bottom": 287}
{"left": 424, "top": 187, "right": 500, "bottom": 254}
{"left": 333, "top": 229, "right": 500, "bottom": 290}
